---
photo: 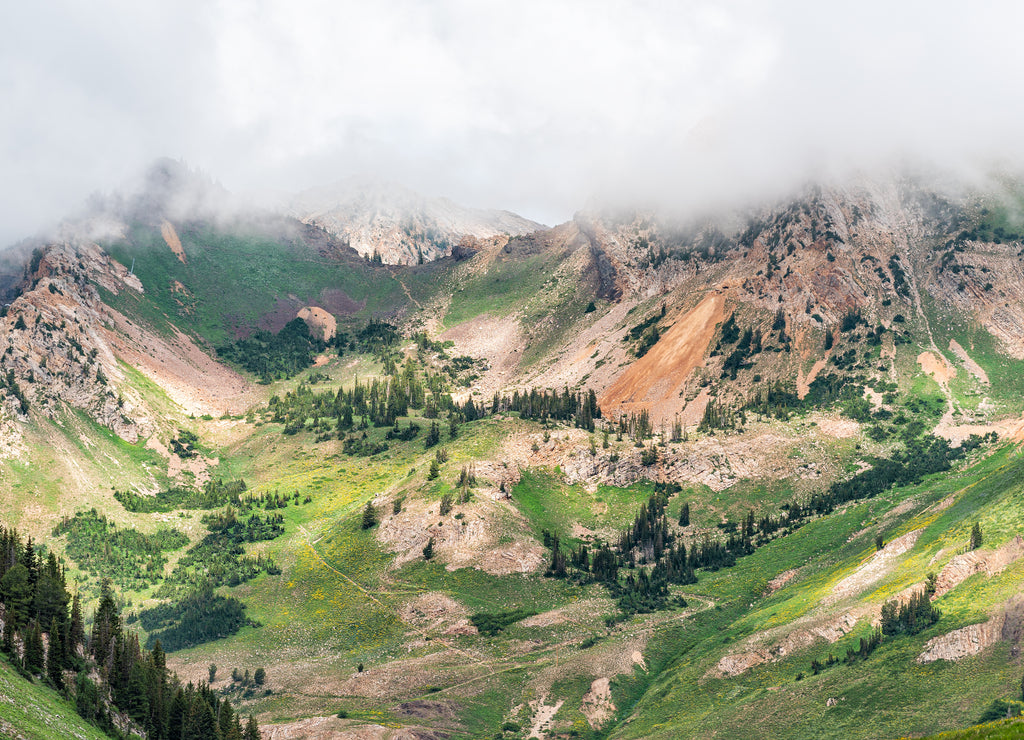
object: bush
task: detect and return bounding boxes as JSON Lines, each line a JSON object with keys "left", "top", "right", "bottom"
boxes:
{"left": 470, "top": 609, "right": 537, "bottom": 636}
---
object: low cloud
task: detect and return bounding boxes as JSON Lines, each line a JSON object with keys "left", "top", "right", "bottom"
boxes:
{"left": 3, "top": 1, "right": 1024, "bottom": 245}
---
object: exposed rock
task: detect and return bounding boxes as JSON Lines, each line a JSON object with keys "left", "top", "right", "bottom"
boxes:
{"left": 298, "top": 306, "right": 337, "bottom": 341}
{"left": 917, "top": 596, "right": 1024, "bottom": 663}
{"left": 934, "top": 536, "right": 1024, "bottom": 598}
{"left": 711, "top": 611, "right": 862, "bottom": 677}
{"left": 765, "top": 568, "right": 800, "bottom": 595}
{"left": 917, "top": 616, "right": 1004, "bottom": 663}
{"left": 580, "top": 677, "right": 616, "bottom": 729}
{"left": 826, "top": 529, "right": 923, "bottom": 604}
{"left": 0, "top": 240, "right": 151, "bottom": 442}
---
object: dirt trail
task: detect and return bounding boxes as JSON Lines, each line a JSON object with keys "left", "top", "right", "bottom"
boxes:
{"left": 160, "top": 220, "right": 187, "bottom": 264}
{"left": 394, "top": 273, "right": 423, "bottom": 310}
{"left": 299, "top": 525, "right": 485, "bottom": 665}
{"left": 599, "top": 292, "right": 725, "bottom": 423}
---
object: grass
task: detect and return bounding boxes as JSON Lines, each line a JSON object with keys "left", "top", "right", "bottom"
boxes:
{"left": 0, "top": 657, "right": 109, "bottom": 740}
{"left": 102, "top": 221, "right": 408, "bottom": 346}
{"left": 605, "top": 445, "right": 1024, "bottom": 740}
{"left": 512, "top": 469, "right": 656, "bottom": 544}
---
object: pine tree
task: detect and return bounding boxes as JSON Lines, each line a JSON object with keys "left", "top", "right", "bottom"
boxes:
{"left": 67, "top": 592, "right": 85, "bottom": 664}
{"left": 47, "top": 617, "right": 64, "bottom": 688}
{"left": 244, "top": 714, "right": 261, "bottom": 740}
{"left": 23, "top": 620, "right": 45, "bottom": 675}
{"left": 679, "top": 502, "right": 690, "bottom": 527}
{"left": 185, "top": 696, "right": 219, "bottom": 740}
{"left": 168, "top": 686, "right": 188, "bottom": 740}
{"left": 422, "top": 537, "right": 435, "bottom": 560}
{"left": 1, "top": 612, "right": 15, "bottom": 656}
{"left": 424, "top": 421, "right": 440, "bottom": 448}
{"left": 90, "top": 578, "right": 121, "bottom": 664}
{"left": 970, "top": 522, "right": 983, "bottom": 550}
{"left": 361, "top": 501, "right": 377, "bottom": 530}
{"left": 219, "top": 697, "right": 241, "bottom": 740}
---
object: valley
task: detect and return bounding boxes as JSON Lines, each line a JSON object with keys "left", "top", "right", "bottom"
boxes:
{"left": 2, "top": 165, "right": 1024, "bottom": 739}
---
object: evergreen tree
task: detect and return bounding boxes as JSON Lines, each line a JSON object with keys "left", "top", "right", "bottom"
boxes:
{"left": 422, "top": 537, "right": 435, "bottom": 560}
{"left": 244, "top": 715, "right": 261, "bottom": 740}
{"left": 253, "top": 667, "right": 266, "bottom": 686}
{"left": 47, "top": 617, "right": 64, "bottom": 688}
{"left": 361, "top": 501, "right": 377, "bottom": 530}
{"left": 90, "top": 578, "right": 122, "bottom": 665}
{"left": 67, "top": 592, "right": 85, "bottom": 663}
{"left": 1, "top": 611, "right": 15, "bottom": 656}
{"left": 679, "top": 502, "right": 690, "bottom": 527}
{"left": 168, "top": 687, "right": 188, "bottom": 740}
{"left": 0, "top": 563, "right": 32, "bottom": 629}
{"left": 219, "top": 698, "right": 241, "bottom": 740}
{"left": 970, "top": 522, "right": 983, "bottom": 550}
{"left": 23, "top": 620, "right": 44, "bottom": 675}
{"left": 75, "top": 671, "right": 100, "bottom": 722}
{"left": 185, "top": 696, "right": 219, "bottom": 740}
{"left": 424, "top": 421, "right": 441, "bottom": 448}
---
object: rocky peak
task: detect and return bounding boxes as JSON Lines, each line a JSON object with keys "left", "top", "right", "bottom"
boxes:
{"left": 291, "top": 178, "right": 544, "bottom": 264}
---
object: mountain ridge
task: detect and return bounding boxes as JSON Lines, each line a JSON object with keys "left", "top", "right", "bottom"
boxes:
{"left": 2, "top": 167, "right": 1024, "bottom": 740}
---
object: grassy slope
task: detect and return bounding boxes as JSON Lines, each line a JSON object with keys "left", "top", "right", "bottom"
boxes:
{"left": 0, "top": 658, "right": 109, "bottom": 740}
{"left": 607, "top": 444, "right": 1024, "bottom": 740}
{"left": 102, "top": 222, "right": 416, "bottom": 345}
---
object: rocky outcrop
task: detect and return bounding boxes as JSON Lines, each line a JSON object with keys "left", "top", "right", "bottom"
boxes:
{"left": 917, "top": 617, "right": 1004, "bottom": 663}
{"left": 917, "top": 596, "right": 1024, "bottom": 663}
{"left": 710, "top": 611, "right": 862, "bottom": 678}
{"left": 934, "top": 536, "right": 1024, "bottom": 598}
{"left": 0, "top": 240, "right": 151, "bottom": 442}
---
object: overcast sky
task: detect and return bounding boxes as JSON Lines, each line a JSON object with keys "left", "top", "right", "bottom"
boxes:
{"left": 3, "top": 0, "right": 1024, "bottom": 246}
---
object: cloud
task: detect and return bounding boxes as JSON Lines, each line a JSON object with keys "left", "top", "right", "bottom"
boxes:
{"left": 3, "top": 0, "right": 1024, "bottom": 245}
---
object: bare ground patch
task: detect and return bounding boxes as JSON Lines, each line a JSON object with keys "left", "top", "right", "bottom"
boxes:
{"left": 765, "top": 568, "right": 800, "bottom": 595}
{"left": 710, "top": 611, "right": 865, "bottom": 678}
{"left": 949, "top": 339, "right": 990, "bottom": 385}
{"left": 580, "top": 677, "right": 615, "bottom": 729}
{"left": 103, "top": 306, "right": 258, "bottom": 416}
{"left": 161, "top": 220, "right": 187, "bottom": 264}
{"left": 399, "top": 593, "right": 476, "bottom": 636}
{"left": 441, "top": 315, "right": 523, "bottom": 398}
{"left": 377, "top": 493, "right": 544, "bottom": 575}
{"left": 826, "top": 529, "right": 923, "bottom": 605}
{"left": 918, "top": 595, "right": 1024, "bottom": 663}
{"left": 599, "top": 292, "right": 725, "bottom": 425}
{"left": 917, "top": 351, "right": 956, "bottom": 385}
{"left": 934, "top": 535, "right": 1024, "bottom": 598}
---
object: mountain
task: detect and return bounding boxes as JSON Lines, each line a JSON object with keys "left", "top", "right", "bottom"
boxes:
{"left": 290, "top": 177, "right": 545, "bottom": 264}
{"left": 1, "top": 166, "right": 1024, "bottom": 740}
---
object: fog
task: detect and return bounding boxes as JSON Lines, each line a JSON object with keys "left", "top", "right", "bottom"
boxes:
{"left": 3, "top": 0, "right": 1024, "bottom": 246}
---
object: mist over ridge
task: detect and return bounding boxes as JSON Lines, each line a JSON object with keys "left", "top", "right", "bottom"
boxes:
{"left": 5, "top": 2, "right": 1024, "bottom": 246}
